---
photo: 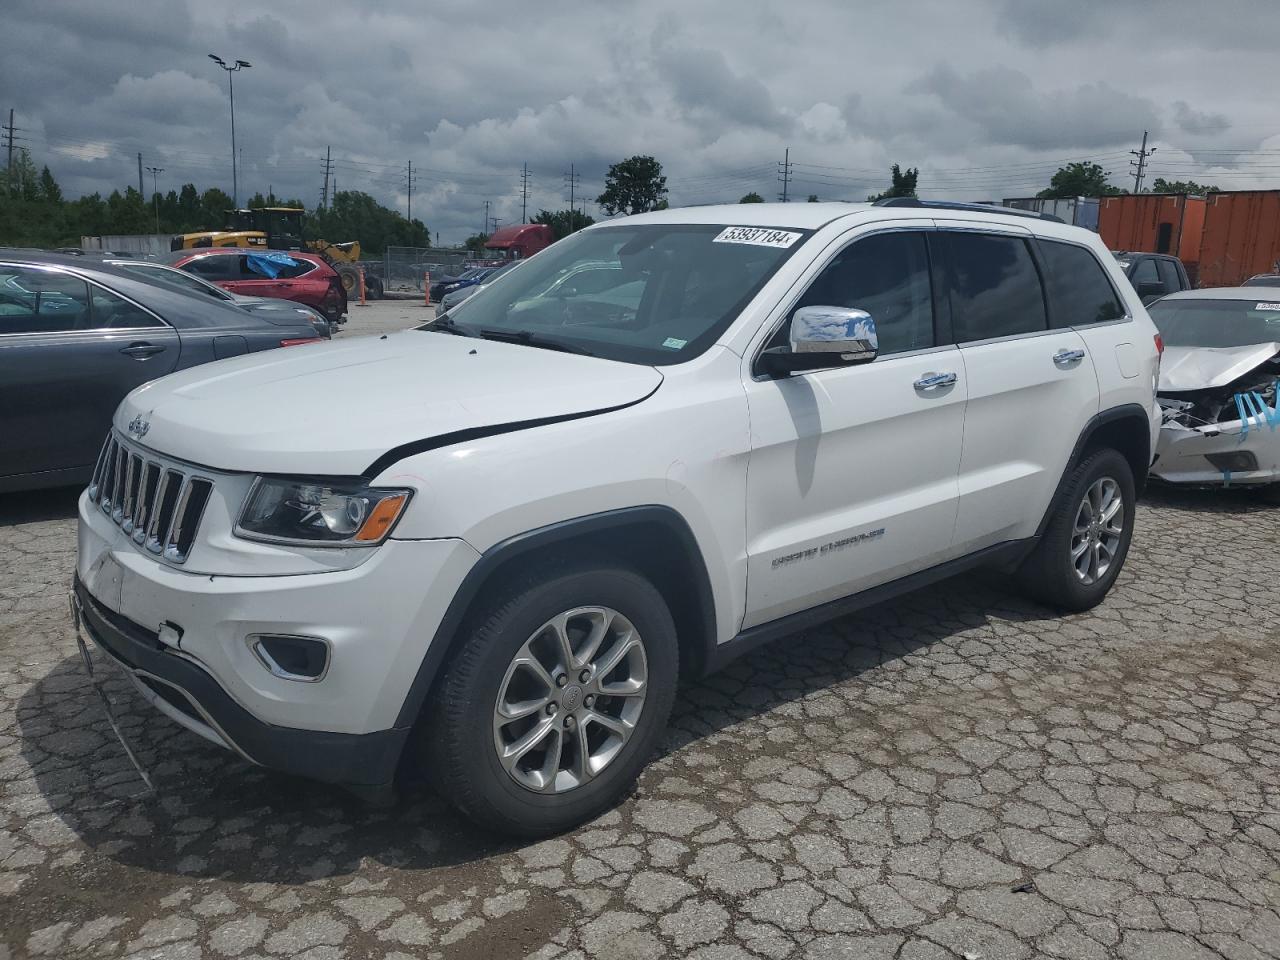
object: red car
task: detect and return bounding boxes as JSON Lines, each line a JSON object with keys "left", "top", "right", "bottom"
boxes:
{"left": 163, "top": 249, "right": 347, "bottom": 324}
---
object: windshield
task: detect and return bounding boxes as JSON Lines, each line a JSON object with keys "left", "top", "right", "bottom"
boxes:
{"left": 111, "top": 262, "right": 230, "bottom": 301}
{"left": 424, "top": 223, "right": 808, "bottom": 364}
{"left": 1150, "top": 298, "right": 1280, "bottom": 348}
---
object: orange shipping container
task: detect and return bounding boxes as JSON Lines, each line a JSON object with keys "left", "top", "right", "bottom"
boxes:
{"left": 1097, "top": 194, "right": 1205, "bottom": 269}
{"left": 1197, "top": 190, "right": 1280, "bottom": 288}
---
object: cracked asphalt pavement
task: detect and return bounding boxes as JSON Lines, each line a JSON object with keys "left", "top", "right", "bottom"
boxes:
{"left": 3, "top": 313, "right": 1279, "bottom": 960}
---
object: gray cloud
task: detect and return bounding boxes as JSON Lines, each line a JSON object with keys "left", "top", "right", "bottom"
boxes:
{"left": 1173, "top": 100, "right": 1230, "bottom": 136}
{"left": 0, "top": 0, "right": 1276, "bottom": 242}
{"left": 909, "top": 65, "right": 1161, "bottom": 150}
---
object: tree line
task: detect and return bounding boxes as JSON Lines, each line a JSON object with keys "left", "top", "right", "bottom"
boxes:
{"left": 0, "top": 147, "right": 429, "bottom": 254}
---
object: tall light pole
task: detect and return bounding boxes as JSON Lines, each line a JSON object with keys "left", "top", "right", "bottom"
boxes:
{"left": 146, "top": 165, "right": 164, "bottom": 233}
{"left": 208, "top": 54, "right": 251, "bottom": 207}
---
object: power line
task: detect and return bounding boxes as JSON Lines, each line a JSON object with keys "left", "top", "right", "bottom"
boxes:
{"left": 564, "top": 163, "right": 581, "bottom": 217}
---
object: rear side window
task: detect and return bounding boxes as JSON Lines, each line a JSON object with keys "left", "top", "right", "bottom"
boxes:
{"left": 89, "top": 287, "right": 163, "bottom": 329}
{"left": 939, "top": 233, "right": 1047, "bottom": 342}
{"left": 184, "top": 256, "right": 233, "bottom": 280}
{"left": 1040, "top": 241, "right": 1126, "bottom": 328}
{"left": 1131, "top": 258, "right": 1159, "bottom": 285}
{"left": 1156, "top": 258, "right": 1182, "bottom": 292}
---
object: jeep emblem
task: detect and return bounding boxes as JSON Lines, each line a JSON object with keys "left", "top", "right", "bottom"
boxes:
{"left": 127, "top": 415, "right": 150, "bottom": 439}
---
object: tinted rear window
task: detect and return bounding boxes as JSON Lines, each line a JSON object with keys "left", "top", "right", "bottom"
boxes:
{"left": 1040, "top": 241, "right": 1126, "bottom": 328}
{"left": 940, "top": 233, "right": 1047, "bottom": 342}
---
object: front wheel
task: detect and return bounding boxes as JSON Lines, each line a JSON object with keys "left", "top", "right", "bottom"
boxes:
{"left": 1014, "top": 449, "right": 1136, "bottom": 611}
{"left": 425, "top": 563, "right": 679, "bottom": 837}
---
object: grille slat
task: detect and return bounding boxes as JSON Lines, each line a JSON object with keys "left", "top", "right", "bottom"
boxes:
{"left": 87, "top": 432, "right": 212, "bottom": 566}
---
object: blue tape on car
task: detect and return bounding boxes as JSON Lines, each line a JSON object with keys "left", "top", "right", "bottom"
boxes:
{"left": 1235, "top": 393, "right": 1249, "bottom": 441}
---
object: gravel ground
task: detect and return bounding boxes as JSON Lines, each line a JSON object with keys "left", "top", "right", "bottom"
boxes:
{"left": 2, "top": 311, "right": 1279, "bottom": 959}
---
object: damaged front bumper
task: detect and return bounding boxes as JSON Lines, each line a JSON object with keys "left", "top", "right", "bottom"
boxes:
{"left": 1152, "top": 410, "right": 1280, "bottom": 487}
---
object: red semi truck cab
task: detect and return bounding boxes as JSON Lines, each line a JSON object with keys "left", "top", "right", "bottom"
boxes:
{"left": 484, "top": 224, "right": 555, "bottom": 260}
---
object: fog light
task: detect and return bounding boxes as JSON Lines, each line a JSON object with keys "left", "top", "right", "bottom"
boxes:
{"left": 1205, "top": 451, "right": 1259, "bottom": 473}
{"left": 248, "top": 634, "right": 330, "bottom": 682}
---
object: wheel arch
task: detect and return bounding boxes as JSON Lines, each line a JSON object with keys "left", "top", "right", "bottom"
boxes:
{"left": 392, "top": 505, "right": 718, "bottom": 732}
{"left": 1033, "top": 403, "right": 1153, "bottom": 543}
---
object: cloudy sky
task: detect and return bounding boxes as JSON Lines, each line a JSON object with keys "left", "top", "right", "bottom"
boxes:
{"left": 4, "top": 0, "right": 1278, "bottom": 243}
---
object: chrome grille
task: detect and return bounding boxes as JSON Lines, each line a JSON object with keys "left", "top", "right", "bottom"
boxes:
{"left": 88, "top": 433, "right": 213, "bottom": 564}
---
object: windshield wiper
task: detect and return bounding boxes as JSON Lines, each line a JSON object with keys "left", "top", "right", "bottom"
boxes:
{"left": 477, "top": 328, "right": 594, "bottom": 356}
{"left": 423, "top": 315, "right": 474, "bottom": 337}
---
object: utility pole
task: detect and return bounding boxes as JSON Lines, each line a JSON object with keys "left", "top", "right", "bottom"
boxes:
{"left": 777, "top": 147, "right": 793, "bottom": 202}
{"left": 483, "top": 200, "right": 491, "bottom": 236}
{"left": 490, "top": 216, "right": 503, "bottom": 234}
{"left": 321, "top": 146, "right": 332, "bottom": 209}
{"left": 1130, "top": 131, "right": 1155, "bottom": 193}
{"left": 146, "top": 165, "right": 164, "bottom": 233}
{"left": 137, "top": 152, "right": 144, "bottom": 195}
{"left": 3, "top": 110, "right": 18, "bottom": 195}
{"left": 520, "top": 162, "right": 530, "bottom": 223}
{"left": 406, "top": 159, "right": 415, "bottom": 221}
{"left": 564, "top": 163, "right": 581, "bottom": 218}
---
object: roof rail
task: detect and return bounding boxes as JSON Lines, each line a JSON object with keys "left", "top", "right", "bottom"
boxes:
{"left": 872, "top": 197, "right": 1065, "bottom": 224}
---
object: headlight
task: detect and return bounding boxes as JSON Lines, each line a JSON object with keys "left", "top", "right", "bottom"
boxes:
{"left": 235, "top": 478, "right": 412, "bottom": 546}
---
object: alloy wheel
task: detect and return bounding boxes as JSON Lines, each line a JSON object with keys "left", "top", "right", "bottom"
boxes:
{"left": 1071, "top": 476, "right": 1124, "bottom": 585}
{"left": 492, "top": 606, "right": 648, "bottom": 793}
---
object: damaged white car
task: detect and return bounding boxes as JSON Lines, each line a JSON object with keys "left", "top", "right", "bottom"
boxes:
{"left": 1149, "top": 288, "right": 1280, "bottom": 493}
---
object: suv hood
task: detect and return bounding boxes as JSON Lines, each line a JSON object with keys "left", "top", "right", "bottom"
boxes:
{"left": 117, "top": 330, "right": 662, "bottom": 476}
{"left": 1159, "top": 342, "right": 1280, "bottom": 392}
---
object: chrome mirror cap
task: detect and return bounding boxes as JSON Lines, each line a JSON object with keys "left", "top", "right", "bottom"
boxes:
{"left": 790, "top": 306, "right": 878, "bottom": 360}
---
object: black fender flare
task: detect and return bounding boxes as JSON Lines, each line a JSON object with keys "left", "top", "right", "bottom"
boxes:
{"left": 392, "top": 504, "right": 717, "bottom": 729}
{"left": 1033, "top": 402, "right": 1153, "bottom": 542}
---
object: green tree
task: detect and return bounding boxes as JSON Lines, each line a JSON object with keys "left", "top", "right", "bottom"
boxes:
{"left": 806, "top": 194, "right": 819, "bottom": 202}
{"left": 1151, "top": 177, "right": 1218, "bottom": 196}
{"left": 867, "top": 164, "right": 918, "bottom": 202}
{"left": 38, "top": 167, "right": 63, "bottom": 204}
{"left": 739, "top": 192, "right": 764, "bottom": 203}
{"left": 597, "top": 155, "right": 668, "bottom": 216}
{"left": 199, "top": 188, "right": 234, "bottom": 229}
{"left": 307, "top": 190, "right": 428, "bottom": 255}
{"left": 105, "top": 187, "right": 151, "bottom": 234}
{"left": 463, "top": 232, "right": 490, "bottom": 253}
{"left": 1, "top": 147, "right": 40, "bottom": 199}
{"left": 531, "top": 208, "right": 595, "bottom": 240}
{"left": 176, "top": 183, "right": 201, "bottom": 227}
{"left": 1037, "top": 162, "right": 1123, "bottom": 199}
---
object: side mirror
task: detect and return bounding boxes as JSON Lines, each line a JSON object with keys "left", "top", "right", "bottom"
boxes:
{"left": 1135, "top": 280, "right": 1164, "bottom": 299}
{"left": 760, "top": 306, "right": 878, "bottom": 376}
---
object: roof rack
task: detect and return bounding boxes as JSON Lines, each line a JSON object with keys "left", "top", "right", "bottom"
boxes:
{"left": 872, "top": 197, "right": 1065, "bottom": 224}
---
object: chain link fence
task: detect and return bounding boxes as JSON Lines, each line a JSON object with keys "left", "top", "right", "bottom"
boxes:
{"left": 371, "top": 247, "right": 472, "bottom": 293}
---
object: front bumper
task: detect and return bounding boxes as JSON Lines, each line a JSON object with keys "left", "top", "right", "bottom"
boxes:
{"left": 75, "top": 488, "right": 481, "bottom": 784}
{"left": 71, "top": 576, "right": 406, "bottom": 787}
{"left": 1151, "top": 419, "right": 1280, "bottom": 487}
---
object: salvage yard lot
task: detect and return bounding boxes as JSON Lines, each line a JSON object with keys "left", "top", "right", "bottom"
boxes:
{"left": 2, "top": 309, "right": 1279, "bottom": 959}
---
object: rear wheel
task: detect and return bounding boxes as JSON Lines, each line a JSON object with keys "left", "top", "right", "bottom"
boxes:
{"left": 335, "top": 264, "right": 360, "bottom": 296}
{"left": 1015, "top": 449, "right": 1135, "bottom": 611}
{"left": 425, "top": 562, "right": 678, "bottom": 837}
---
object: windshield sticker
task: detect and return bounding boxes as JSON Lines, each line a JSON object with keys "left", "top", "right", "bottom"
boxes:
{"left": 662, "top": 337, "right": 688, "bottom": 349}
{"left": 712, "top": 226, "right": 802, "bottom": 248}
{"left": 1255, "top": 302, "right": 1280, "bottom": 311}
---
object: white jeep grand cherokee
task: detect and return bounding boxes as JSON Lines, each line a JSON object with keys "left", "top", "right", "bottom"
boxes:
{"left": 74, "top": 200, "right": 1162, "bottom": 836}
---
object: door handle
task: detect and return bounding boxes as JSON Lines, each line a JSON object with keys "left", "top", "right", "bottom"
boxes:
{"left": 913, "top": 371, "right": 957, "bottom": 391}
{"left": 120, "top": 342, "right": 166, "bottom": 360}
{"left": 1053, "top": 348, "right": 1086, "bottom": 366}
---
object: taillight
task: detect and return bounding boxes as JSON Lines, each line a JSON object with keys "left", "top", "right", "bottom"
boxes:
{"left": 1153, "top": 333, "right": 1164, "bottom": 355}
{"left": 280, "top": 337, "right": 321, "bottom": 347}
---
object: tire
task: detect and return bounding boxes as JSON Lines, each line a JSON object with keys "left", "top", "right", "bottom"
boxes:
{"left": 425, "top": 561, "right": 678, "bottom": 837}
{"left": 335, "top": 264, "right": 360, "bottom": 295}
{"left": 366, "top": 276, "right": 384, "bottom": 300}
{"left": 1014, "top": 448, "right": 1136, "bottom": 612}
